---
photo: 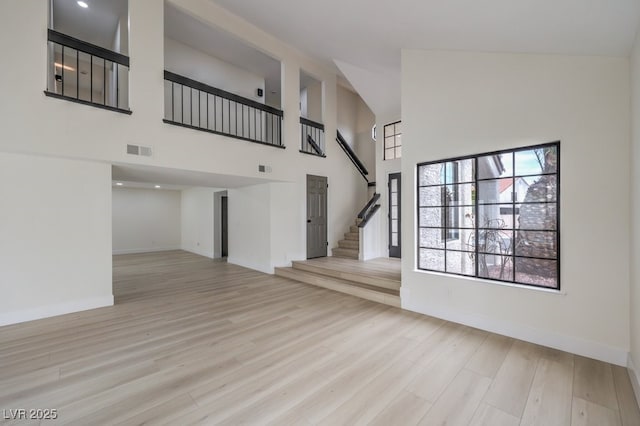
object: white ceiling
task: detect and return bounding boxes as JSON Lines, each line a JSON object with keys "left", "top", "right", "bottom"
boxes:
{"left": 210, "top": 0, "right": 640, "bottom": 117}
{"left": 165, "top": 3, "right": 282, "bottom": 108}
{"left": 52, "top": 0, "right": 128, "bottom": 52}
{"left": 112, "top": 164, "right": 276, "bottom": 189}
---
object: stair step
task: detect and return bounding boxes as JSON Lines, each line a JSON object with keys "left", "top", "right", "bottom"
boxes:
{"left": 344, "top": 232, "right": 359, "bottom": 241}
{"left": 349, "top": 225, "right": 359, "bottom": 233}
{"left": 292, "top": 261, "right": 400, "bottom": 291}
{"left": 274, "top": 267, "right": 400, "bottom": 308}
{"left": 332, "top": 247, "right": 359, "bottom": 259}
{"left": 355, "top": 217, "right": 363, "bottom": 225}
{"left": 338, "top": 239, "right": 359, "bottom": 249}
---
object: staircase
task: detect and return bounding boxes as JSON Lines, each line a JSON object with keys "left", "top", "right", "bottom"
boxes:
{"left": 332, "top": 219, "right": 361, "bottom": 259}
{"left": 274, "top": 258, "right": 400, "bottom": 307}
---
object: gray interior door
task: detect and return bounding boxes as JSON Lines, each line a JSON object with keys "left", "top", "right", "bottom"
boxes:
{"left": 389, "top": 173, "right": 401, "bottom": 258}
{"left": 307, "top": 175, "right": 328, "bottom": 258}
{"left": 221, "top": 196, "right": 228, "bottom": 257}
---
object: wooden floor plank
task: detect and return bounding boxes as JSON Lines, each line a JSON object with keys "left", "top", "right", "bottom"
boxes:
{"left": 0, "top": 250, "right": 635, "bottom": 425}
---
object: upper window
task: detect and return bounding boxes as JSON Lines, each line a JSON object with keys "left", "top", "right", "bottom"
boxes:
{"left": 384, "top": 121, "right": 402, "bottom": 160}
{"left": 417, "top": 142, "right": 560, "bottom": 290}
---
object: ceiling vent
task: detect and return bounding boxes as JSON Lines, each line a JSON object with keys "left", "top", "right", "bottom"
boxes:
{"left": 127, "top": 144, "right": 152, "bottom": 157}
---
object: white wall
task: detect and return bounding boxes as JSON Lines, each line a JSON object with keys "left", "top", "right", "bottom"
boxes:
{"left": 401, "top": 49, "right": 631, "bottom": 365}
{"left": 227, "top": 183, "right": 272, "bottom": 273}
{"left": 181, "top": 187, "right": 221, "bottom": 258}
{"left": 0, "top": 153, "right": 113, "bottom": 326}
{"left": 165, "top": 37, "right": 265, "bottom": 103}
{"left": 112, "top": 187, "right": 181, "bottom": 254}
{"left": 630, "top": 28, "right": 640, "bottom": 402}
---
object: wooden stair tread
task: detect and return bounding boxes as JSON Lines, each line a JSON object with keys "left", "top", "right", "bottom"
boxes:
{"left": 291, "top": 260, "right": 400, "bottom": 291}
{"left": 274, "top": 267, "right": 400, "bottom": 308}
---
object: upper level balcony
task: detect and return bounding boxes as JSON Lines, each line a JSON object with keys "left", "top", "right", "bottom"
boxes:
{"left": 45, "top": 0, "right": 130, "bottom": 114}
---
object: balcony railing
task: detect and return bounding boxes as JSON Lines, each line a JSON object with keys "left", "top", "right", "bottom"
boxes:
{"left": 300, "top": 117, "right": 325, "bottom": 157}
{"left": 163, "top": 71, "right": 284, "bottom": 148}
{"left": 45, "top": 29, "right": 131, "bottom": 114}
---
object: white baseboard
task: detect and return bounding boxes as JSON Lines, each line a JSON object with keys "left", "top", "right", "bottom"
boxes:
{"left": 628, "top": 354, "right": 640, "bottom": 408}
{"left": 0, "top": 295, "right": 114, "bottom": 327}
{"left": 182, "top": 247, "right": 215, "bottom": 259}
{"left": 112, "top": 246, "right": 181, "bottom": 255}
{"left": 401, "top": 290, "right": 628, "bottom": 366}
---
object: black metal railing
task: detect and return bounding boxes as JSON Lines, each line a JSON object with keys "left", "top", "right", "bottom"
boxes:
{"left": 45, "top": 29, "right": 131, "bottom": 114}
{"left": 336, "top": 130, "right": 368, "bottom": 181}
{"left": 163, "top": 71, "right": 284, "bottom": 148}
{"left": 358, "top": 193, "right": 381, "bottom": 228}
{"left": 300, "top": 117, "right": 325, "bottom": 157}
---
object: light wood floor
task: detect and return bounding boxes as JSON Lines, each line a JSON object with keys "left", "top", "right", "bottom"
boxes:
{"left": 1, "top": 250, "right": 638, "bottom": 425}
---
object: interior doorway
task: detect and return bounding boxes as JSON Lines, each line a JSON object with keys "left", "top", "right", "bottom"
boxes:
{"left": 221, "top": 195, "right": 228, "bottom": 257}
{"left": 306, "top": 174, "right": 328, "bottom": 258}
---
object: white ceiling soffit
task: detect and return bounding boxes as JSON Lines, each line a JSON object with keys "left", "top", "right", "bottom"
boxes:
{"left": 164, "top": 3, "right": 281, "bottom": 99}
{"left": 210, "top": 0, "right": 640, "bottom": 78}
{"left": 335, "top": 60, "right": 400, "bottom": 119}
{"left": 112, "top": 164, "right": 277, "bottom": 189}
{"left": 52, "top": 0, "right": 128, "bottom": 52}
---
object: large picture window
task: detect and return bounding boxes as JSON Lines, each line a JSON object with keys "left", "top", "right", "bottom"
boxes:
{"left": 417, "top": 142, "right": 560, "bottom": 290}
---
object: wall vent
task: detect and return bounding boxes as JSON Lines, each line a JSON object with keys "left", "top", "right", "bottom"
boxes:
{"left": 126, "top": 144, "right": 152, "bottom": 157}
{"left": 258, "top": 165, "right": 272, "bottom": 173}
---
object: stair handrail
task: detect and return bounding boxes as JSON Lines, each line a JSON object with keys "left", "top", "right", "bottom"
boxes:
{"left": 357, "top": 192, "right": 380, "bottom": 219}
{"left": 357, "top": 192, "right": 381, "bottom": 228}
{"left": 306, "top": 134, "right": 324, "bottom": 156}
{"left": 336, "top": 130, "right": 369, "bottom": 182}
{"left": 358, "top": 204, "right": 381, "bottom": 228}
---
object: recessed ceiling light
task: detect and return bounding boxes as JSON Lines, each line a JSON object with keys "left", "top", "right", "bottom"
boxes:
{"left": 154, "top": 185, "right": 161, "bottom": 189}
{"left": 77, "top": 1, "right": 88, "bottom": 8}
{"left": 115, "top": 182, "right": 123, "bottom": 186}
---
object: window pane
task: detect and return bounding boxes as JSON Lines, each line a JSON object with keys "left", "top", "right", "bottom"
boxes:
{"left": 385, "top": 136, "right": 395, "bottom": 149}
{"left": 391, "top": 178, "right": 398, "bottom": 192}
{"left": 391, "top": 232, "right": 398, "bottom": 246}
{"left": 395, "top": 146, "right": 402, "bottom": 158}
{"left": 445, "top": 207, "right": 474, "bottom": 229}
{"left": 419, "top": 186, "right": 443, "bottom": 207}
{"left": 419, "top": 248, "right": 445, "bottom": 271}
{"left": 515, "top": 203, "right": 557, "bottom": 231}
{"left": 391, "top": 219, "right": 398, "bottom": 232}
{"left": 385, "top": 148, "right": 395, "bottom": 160}
{"left": 478, "top": 254, "right": 513, "bottom": 281}
{"left": 515, "top": 258, "right": 558, "bottom": 288}
{"left": 384, "top": 124, "right": 394, "bottom": 137}
{"left": 419, "top": 228, "right": 444, "bottom": 249}
{"left": 516, "top": 175, "right": 557, "bottom": 202}
{"left": 391, "top": 192, "right": 398, "bottom": 206}
{"left": 515, "top": 146, "right": 557, "bottom": 175}
{"left": 446, "top": 250, "right": 475, "bottom": 275}
{"left": 478, "top": 152, "right": 512, "bottom": 179}
{"left": 418, "top": 164, "right": 444, "bottom": 186}
{"left": 446, "top": 183, "right": 475, "bottom": 206}
{"left": 476, "top": 229, "right": 513, "bottom": 255}
{"left": 445, "top": 229, "right": 474, "bottom": 247}
{"left": 477, "top": 179, "right": 510, "bottom": 204}
{"left": 395, "top": 134, "right": 402, "bottom": 147}
{"left": 394, "top": 121, "right": 401, "bottom": 134}
{"left": 419, "top": 207, "right": 441, "bottom": 227}
{"left": 515, "top": 231, "right": 557, "bottom": 259}
{"left": 477, "top": 203, "right": 514, "bottom": 229}
{"left": 391, "top": 206, "right": 398, "bottom": 219}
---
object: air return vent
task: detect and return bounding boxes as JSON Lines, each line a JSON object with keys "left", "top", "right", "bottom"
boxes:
{"left": 126, "top": 144, "right": 152, "bottom": 157}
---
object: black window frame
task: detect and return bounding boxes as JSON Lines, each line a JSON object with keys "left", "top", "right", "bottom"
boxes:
{"left": 416, "top": 141, "right": 560, "bottom": 290}
{"left": 383, "top": 121, "right": 402, "bottom": 160}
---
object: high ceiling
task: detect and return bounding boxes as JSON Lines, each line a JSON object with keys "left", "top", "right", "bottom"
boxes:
{"left": 211, "top": 0, "right": 639, "bottom": 75}
{"left": 52, "top": 0, "right": 128, "bottom": 53}
{"left": 210, "top": 0, "right": 640, "bottom": 117}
